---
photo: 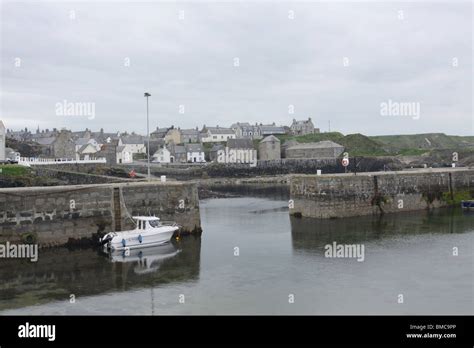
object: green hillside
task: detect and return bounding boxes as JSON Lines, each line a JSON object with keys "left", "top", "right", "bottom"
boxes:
{"left": 370, "top": 133, "right": 474, "bottom": 153}
{"left": 274, "top": 132, "right": 474, "bottom": 157}
{"left": 276, "top": 132, "right": 388, "bottom": 156}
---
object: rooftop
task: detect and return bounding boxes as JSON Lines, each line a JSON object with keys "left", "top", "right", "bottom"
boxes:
{"left": 260, "top": 135, "right": 281, "bottom": 143}
{"left": 227, "top": 138, "right": 254, "bottom": 149}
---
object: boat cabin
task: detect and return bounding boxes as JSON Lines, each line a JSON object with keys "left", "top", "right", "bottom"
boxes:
{"left": 134, "top": 216, "right": 161, "bottom": 230}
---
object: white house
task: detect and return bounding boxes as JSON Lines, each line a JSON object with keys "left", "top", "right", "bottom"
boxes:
{"left": 76, "top": 143, "right": 99, "bottom": 160}
{"left": 185, "top": 143, "right": 205, "bottom": 163}
{"left": 152, "top": 146, "right": 172, "bottom": 163}
{"left": 116, "top": 145, "right": 133, "bottom": 164}
{"left": 75, "top": 138, "right": 100, "bottom": 160}
{"left": 200, "top": 126, "right": 236, "bottom": 143}
{"left": 119, "top": 136, "right": 146, "bottom": 155}
{"left": 0, "top": 120, "right": 5, "bottom": 161}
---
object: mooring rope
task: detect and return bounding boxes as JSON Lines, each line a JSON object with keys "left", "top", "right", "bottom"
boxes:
{"left": 119, "top": 187, "right": 137, "bottom": 227}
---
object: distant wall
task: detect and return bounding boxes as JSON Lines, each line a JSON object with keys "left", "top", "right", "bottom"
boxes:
{"left": 289, "top": 168, "right": 474, "bottom": 219}
{"left": 122, "top": 157, "right": 405, "bottom": 180}
{"left": 0, "top": 181, "right": 201, "bottom": 247}
{"left": 33, "top": 167, "right": 130, "bottom": 185}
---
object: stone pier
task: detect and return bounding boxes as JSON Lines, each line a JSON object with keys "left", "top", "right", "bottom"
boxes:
{"left": 289, "top": 168, "right": 474, "bottom": 219}
{"left": 0, "top": 181, "right": 201, "bottom": 246}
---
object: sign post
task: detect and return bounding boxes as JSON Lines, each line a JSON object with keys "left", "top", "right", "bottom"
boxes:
{"left": 342, "top": 157, "right": 349, "bottom": 173}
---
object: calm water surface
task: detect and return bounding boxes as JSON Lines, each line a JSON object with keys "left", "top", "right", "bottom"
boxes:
{"left": 0, "top": 196, "right": 473, "bottom": 315}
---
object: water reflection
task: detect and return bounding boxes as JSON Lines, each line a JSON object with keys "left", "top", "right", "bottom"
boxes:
{"left": 106, "top": 243, "right": 181, "bottom": 275}
{"left": 206, "top": 183, "right": 289, "bottom": 201}
{"left": 290, "top": 208, "right": 474, "bottom": 254}
{"left": 0, "top": 236, "right": 201, "bottom": 311}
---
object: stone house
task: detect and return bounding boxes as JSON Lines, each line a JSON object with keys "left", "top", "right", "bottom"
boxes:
{"left": 164, "top": 127, "right": 182, "bottom": 145}
{"left": 35, "top": 137, "right": 56, "bottom": 156}
{"left": 96, "top": 140, "right": 118, "bottom": 165}
{"left": 52, "top": 130, "right": 76, "bottom": 159}
{"left": 257, "top": 123, "right": 287, "bottom": 137}
{"left": 285, "top": 140, "right": 344, "bottom": 159}
{"left": 258, "top": 135, "right": 281, "bottom": 161}
{"left": 150, "top": 127, "right": 169, "bottom": 139}
{"left": 35, "top": 131, "right": 75, "bottom": 159}
{"left": 290, "top": 118, "right": 317, "bottom": 135}
{"left": 209, "top": 144, "right": 225, "bottom": 162}
{"left": 181, "top": 128, "right": 200, "bottom": 144}
{"left": 231, "top": 122, "right": 260, "bottom": 139}
{"left": 231, "top": 122, "right": 287, "bottom": 139}
{"left": 227, "top": 138, "right": 254, "bottom": 151}
{"left": 170, "top": 144, "right": 187, "bottom": 163}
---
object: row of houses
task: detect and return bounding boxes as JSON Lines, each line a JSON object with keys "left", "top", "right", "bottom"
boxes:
{"left": 149, "top": 118, "right": 318, "bottom": 145}
{"left": 151, "top": 135, "right": 344, "bottom": 164}
{"left": 3, "top": 117, "right": 335, "bottom": 164}
{"left": 4, "top": 126, "right": 147, "bottom": 164}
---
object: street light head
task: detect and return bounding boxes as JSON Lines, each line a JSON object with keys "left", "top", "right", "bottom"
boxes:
{"left": 144, "top": 92, "right": 151, "bottom": 97}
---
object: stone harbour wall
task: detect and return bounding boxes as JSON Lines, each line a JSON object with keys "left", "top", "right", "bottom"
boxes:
{"left": 0, "top": 181, "right": 201, "bottom": 247}
{"left": 289, "top": 168, "right": 474, "bottom": 219}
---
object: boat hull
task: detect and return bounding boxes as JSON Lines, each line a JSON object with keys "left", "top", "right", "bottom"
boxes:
{"left": 104, "top": 226, "right": 178, "bottom": 251}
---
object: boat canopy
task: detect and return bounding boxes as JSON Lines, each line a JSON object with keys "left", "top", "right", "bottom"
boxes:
{"left": 132, "top": 216, "right": 161, "bottom": 221}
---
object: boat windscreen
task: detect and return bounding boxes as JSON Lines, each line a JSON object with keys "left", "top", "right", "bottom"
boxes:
{"left": 149, "top": 220, "right": 160, "bottom": 228}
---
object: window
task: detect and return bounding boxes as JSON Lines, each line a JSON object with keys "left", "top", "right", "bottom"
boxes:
{"left": 149, "top": 220, "right": 159, "bottom": 228}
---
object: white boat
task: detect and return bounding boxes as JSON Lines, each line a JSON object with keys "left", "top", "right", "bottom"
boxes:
{"left": 100, "top": 216, "right": 180, "bottom": 251}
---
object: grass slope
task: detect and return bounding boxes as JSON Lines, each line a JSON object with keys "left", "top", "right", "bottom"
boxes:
{"left": 371, "top": 133, "right": 474, "bottom": 153}
{"left": 276, "top": 132, "right": 388, "bottom": 156}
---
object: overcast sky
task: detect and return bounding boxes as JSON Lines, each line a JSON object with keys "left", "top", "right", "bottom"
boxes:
{"left": 1, "top": 1, "right": 472, "bottom": 136}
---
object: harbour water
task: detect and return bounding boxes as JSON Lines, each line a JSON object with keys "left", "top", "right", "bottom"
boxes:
{"left": 0, "top": 195, "right": 473, "bottom": 315}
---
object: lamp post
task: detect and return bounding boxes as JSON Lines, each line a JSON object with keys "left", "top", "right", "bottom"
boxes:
{"left": 144, "top": 92, "right": 151, "bottom": 180}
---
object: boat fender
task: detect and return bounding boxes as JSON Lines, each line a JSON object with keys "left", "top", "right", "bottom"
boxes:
{"left": 138, "top": 235, "right": 143, "bottom": 243}
{"left": 121, "top": 239, "right": 126, "bottom": 247}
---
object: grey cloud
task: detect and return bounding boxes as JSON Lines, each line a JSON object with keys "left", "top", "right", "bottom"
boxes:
{"left": 1, "top": 1, "right": 471, "bottom": 135}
